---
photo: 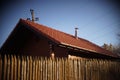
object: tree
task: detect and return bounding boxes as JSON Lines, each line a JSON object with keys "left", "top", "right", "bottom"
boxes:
{"left": 102, "top": 43, "right": 113, "bottom": 52}
{"left": 114, "top": 33, "right": 120, "bottom": 55}
{"left": 102, "top": 43, "right": 120, "bottom": 55}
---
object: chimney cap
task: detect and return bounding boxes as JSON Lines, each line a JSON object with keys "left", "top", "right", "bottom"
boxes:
{"left": 75, "top": 27, "right": 78, "bottom": 30}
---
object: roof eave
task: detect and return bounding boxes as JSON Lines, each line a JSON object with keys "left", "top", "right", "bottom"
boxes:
{"left": 60, "top": 42, "right": 119, "bottom": 58}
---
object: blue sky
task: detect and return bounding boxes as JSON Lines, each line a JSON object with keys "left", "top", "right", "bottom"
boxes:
{"left": 0, "top": 0, "right": 120, "bottom": 48}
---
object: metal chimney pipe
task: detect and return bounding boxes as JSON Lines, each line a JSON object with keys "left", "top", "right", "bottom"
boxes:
{"left": 75, "top": 27, "right": 78, "bottom": 39}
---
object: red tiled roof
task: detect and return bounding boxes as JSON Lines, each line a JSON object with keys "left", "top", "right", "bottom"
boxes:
{"left": 19, "top": 19, "right": 119, "bottom": 58}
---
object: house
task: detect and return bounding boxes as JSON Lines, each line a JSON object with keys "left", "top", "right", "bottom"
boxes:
{"left": 0, "top": 19, "right": 119, "bottom": 59}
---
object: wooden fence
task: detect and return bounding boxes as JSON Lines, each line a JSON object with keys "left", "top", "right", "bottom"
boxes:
{"left": 0, "top": 54, "right": 120, "bottom": 80}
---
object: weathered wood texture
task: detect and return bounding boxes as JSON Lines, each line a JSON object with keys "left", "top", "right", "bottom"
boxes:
{"left": 0, "top": 54, "right": 120, "bottom": 80}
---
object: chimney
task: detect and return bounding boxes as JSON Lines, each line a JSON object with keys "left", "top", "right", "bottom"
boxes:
{"left": 75, "top": 27, "right": 78, "bottom": 39}
{"left": 30, "top": 9, "right": 35, "bottom": 22}
{"left": 27, "top": 9, "right": 39, "bottom": 22}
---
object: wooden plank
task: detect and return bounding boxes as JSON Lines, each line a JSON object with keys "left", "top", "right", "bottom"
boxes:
{"left": 32, "top": 57, "right": 35, "bottom": 80}
{"left": 42, "top": 57, "right": 46, "bottom": 80}
{"left": 45, "top": 57, "right": 48, "bottom": 80}
{"left": 17, "top": 56, "right": 21, "bottom": 80}
{"left": 13, "top": 55, "right": 17, "bottom": 80}
{"left": 64, "top": 58, "right": 68, "bottom": 80}
{"left": 24, "top": 56, "right": 27, "bottom": 80}
{"left": 74, "top": 59, "right": 78, "bottom": 80}
{"left": 7, "top": 55, "right": 10, "bottom": 80}
{"left": 21, "top": 56, "right": 24, "bottom": 80}
{"left": 47, "top": 58, "right": 50, "bottom": 80}
{"left": 37, "top": 57, "right": 40, "bottom": 80}
{"left": 26, "top": 56, "right": 30, "bottom": 80}
{"left": 3, "top": 55, "right": 7, "bottom": 80}
{"left": 29, "top": 56, "right": 33, "bottom": 80}
{"left": 35, "top": 57, "right": 38, "bottom": 80}
{"left": 56, "top": 58, "right": 59, "bottom": 80}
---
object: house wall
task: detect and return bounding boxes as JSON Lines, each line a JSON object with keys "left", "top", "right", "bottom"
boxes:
{"left": 0, "top": 26, "right": 68, "bottom": 57}
{"left": 54, "top": 46, "right": 68, "bottom": 57}
{"left": 17, "top": 27, "right": 68, "bottom": 57}
{"left": 20, "top": 35, "right": 68, "bottom": 57}
{"left": 20, "top": 34, "right": 49, "bottom": 56}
